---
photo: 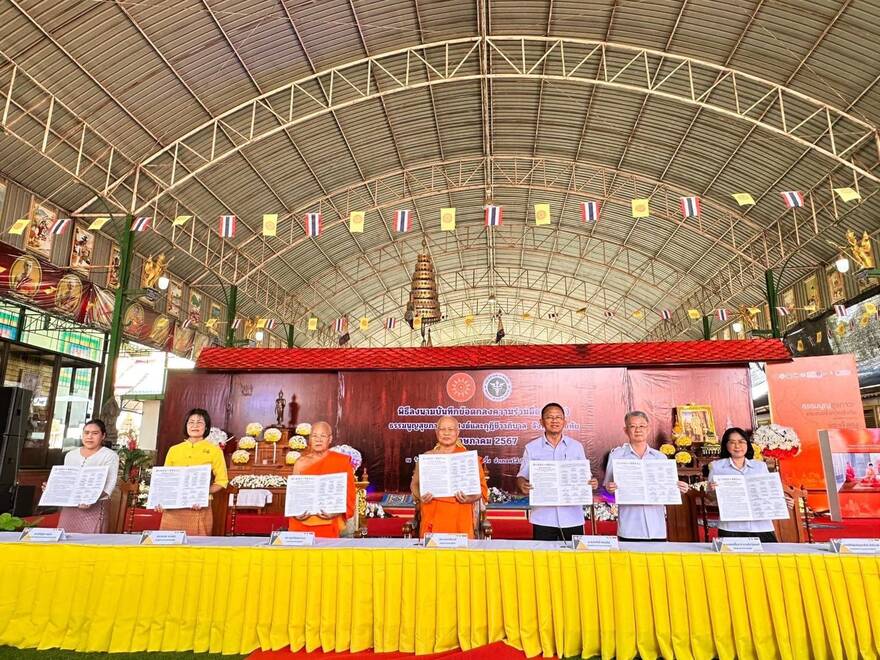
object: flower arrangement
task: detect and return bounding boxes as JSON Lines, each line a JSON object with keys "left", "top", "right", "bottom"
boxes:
{"left": 238, "top": 436, "right": 256, "bottom": 450}
{"left": 752, "top": 424, "right": 801, "bottom": 459}
{"left": 285, "top": 451, "right": 301, "bottom": 465}
{"left": 231, "top": 450, "right": 250, "bottom": 465}
{"left": 116, "top": 432, "right": 153, "bottom": 482}
{"left": 230, "top": 474, "right": 288, "bottom": 489}
{"left": 585, "top": 502, "right": 618, "bottom": 521}
{"left": 263, "top": 428, "right": 282, "bottom": 444}
{"left": 206, "top": 427, "right": 229, "bottom": 447}
{"left": 295, "top": 423, "right": 312, "bottom": 436}
{"left": 289, "top": 435, "right": 307, "bottom": 449}
{"left": 659, "top": 443, "right": 676, "bottom": 457}
{"left": 245, "top": 422, "right": 263, "bottom": 437}
{"left": 674, "top": 434, "right": 693, "bottom": 448}
{"left": 365, "top": 502, "right": 391, "bottom": 518}
{"left": 675, "top": 451, "right": 693, "bottom": 465}
{"left": 752, "top": 443, "right": 764, "bottom": 461}
{"left": 331, "top": 444, "right": 362, "bottom": 470}
{"left": 488, "top": 486, "right": 512, "bottom": 504}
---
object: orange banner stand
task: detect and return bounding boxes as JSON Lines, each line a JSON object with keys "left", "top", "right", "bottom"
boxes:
{"left": 766, "top": 354, "right": 866, "bottom": 511}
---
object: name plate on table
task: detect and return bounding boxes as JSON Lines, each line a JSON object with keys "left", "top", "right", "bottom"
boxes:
{"left": 712, "top": 537, "right": 763, "bottom": 553}
{"left": 18, "top": 528, "right": 64, "bottom": 543}
{"left": 424, "top": 533, "right": 468, "bottom": 548}
{"left": 140, "top": 530, "right": 187, "bottom": 545}
{"left": 572, "top": 535, "right": 619, "bottom": 551}
{"left": 830, "top": 538, "right": 880, "bottom": 554}
{"left": 269, "top": 531, "right": 315, "bottom": 547}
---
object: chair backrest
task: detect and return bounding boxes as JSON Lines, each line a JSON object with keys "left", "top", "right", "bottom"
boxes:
{"left": 773, "top": 484, "right": 811, "bottom": 543}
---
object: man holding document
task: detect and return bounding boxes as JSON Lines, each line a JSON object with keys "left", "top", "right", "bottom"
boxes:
{"left": 707, "top": 428, "right": 783, "bottom": 543}
{"left": 517, "top": 403, "right": 598, "bottom": 541}
{"left": 605, "top": 411, "right": 689, "bottom": 541}
{"left": 286, "top": 421, "right": 356, "bottom": 538}
{"left": 411, "top": 416, "right": 488, "bottom": 538}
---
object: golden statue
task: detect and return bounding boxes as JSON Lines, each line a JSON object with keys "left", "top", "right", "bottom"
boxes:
{"left": 142, "top": 254, "right": 167, "bottom": 288}
{"left": 738, "top": 304, "right": 758, "bottom": 331}
{"left": 244, "top": 317, "right": 258, "bottom": 340}
{"left": 847, "top": 230, "right": 874, "bottom": 270}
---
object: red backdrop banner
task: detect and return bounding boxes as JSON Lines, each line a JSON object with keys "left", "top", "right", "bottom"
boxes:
{"left": 767, "top": 355, "right": 866, "bottom": 509}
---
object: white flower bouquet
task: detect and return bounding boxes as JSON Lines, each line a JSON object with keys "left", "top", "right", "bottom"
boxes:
{"left": 238, "top": 436, "right": 256, "bottom": 450}
{"left": 230, "top": 474, "right": 287, "bottom": 489}
{"left": 752, "top": 424, "right": 801, "bottom": 459}
{"left": 295, "top": 423, "right": 312, "bottom": 436}
{"left": 289, "top": 435, "right": 307, "bottom": 449}
{"left": 263, "top": 428, "right": 282, "bottom": 444}
{"left": 331, "top": 444, "right": 362, "bottom": 470}
{"left": 231, "top": 450, "right": 250, "bottom": 465}
{"left": 245, "top": 422, "right": 263, "bottom": 437}
{"left": 285, "top": 451, "right": 301, "bottom": 465}
{"left": 206, "top": 427, "right": 229, "bottom": 447}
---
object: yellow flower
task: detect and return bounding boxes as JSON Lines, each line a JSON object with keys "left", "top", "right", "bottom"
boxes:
{"left": 295, "top": 423, "right": 312, "bottom": 436}
{"left": 675, "top": 451, "right": 692, "bottom": 465}
{"left": 245, "top": 422, "right": 263, "bottom": 437}
{"left": 752, "top": 443, "right": 763, "bottom": 460}
{"left": 231, "top": 450, "right": 250, "bottom": 465}
{"left": 674, "top": 435, "right": 692, "bottom": 448}
{"left": 285, "top": 451, "right": 301, "bottom": 465}
{"left": 238, "top": 437, "right": 256, "bottom": 450}
{"left": 263, "top": 428, "right": 282, "bottom": 444}
{"left": 289, "top": 435, "right": 307, "bottom": 449}
{"left": 660, "top": 443, "right": 676, "bottom": 456}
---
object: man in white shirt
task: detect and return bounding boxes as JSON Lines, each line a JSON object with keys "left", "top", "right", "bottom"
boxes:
{"left": 517, "top": 402, "right": 598, "bottom": 541}
{"left": 604, "top": 411, "right": 689, "bottom": 541}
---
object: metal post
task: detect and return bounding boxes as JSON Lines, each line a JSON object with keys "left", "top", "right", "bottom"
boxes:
{"left": 99, "top": 215, "right": 134, "bottom": 413}
{"left": 766, "top": 269, "right": 780, "bottom": 339}
{"left": 702, "top": 315, "right": 712, "bottom": 340}
{"left": 286, "top": 323, "right": 295, "bottom": 348}
{"left": 224, "top": 285, "right": 238, "bottom": 348}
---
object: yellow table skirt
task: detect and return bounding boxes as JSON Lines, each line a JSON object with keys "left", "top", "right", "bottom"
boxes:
{"left": 0, "top": 544, "right": 878, "bottom": 659}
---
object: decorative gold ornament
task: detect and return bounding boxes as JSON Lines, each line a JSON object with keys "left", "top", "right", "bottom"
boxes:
{"left": 407, "top": 239, "right": 441, "bottom": 325}
{"left": 846, "top": 230, "right": 874, "bottom": 270}
{"left": 142, "top": 254, "right": 167, "bottom": 288}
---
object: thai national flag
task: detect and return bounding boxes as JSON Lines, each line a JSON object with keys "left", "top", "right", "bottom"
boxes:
{"left": 775, "top": 306, "right": 790, "bottom": 316}
{"left": 306, "top": 212, "right": 322, "bottom": 237}
{"left": 334, "top": 317, "right": 347, "bottom": 333}
{"left": 395, "top": 210, "right": 412, "bottom": 233}
{"left": 181, "top": 319, "right": 192, "bottom": 329}
{"left": 603, "top": 310, "right": 614, "bottom": 318}
{"left": 230, "top": 318, "right": 242, "bottom": 330}
{"left": 219, "top": 214, "right": 237, "bottom": 238}
{"left": 485, "top": 205, "right": 503, "bottom": 227}
{"left": 680, "top": 196, "right": 701, "bottom": 219}
{"left": 581, "top": 201, "right": 600, "bottom": 223}
{"left": 265, "top": 319, "right": 277, "bottom": 330}
{"left": 50, "top": 218, "right": 71, "bottom": 235}
{"left": 660, "top": 309, "right": 672, "bottom": 321}
{"left": 834, "top": 304, "right": 847, "bottom": 317}
{"left": 385, "top": 317, "right": 397, "bottom": 330}
{"left": 781, "top": 191, "right": 804, "bottom": 208}
{"left": 131, "top": 216, "right": 151, "bottom": 232}
{"left": 716, "top": 308, "right": 728, "bottom": 321}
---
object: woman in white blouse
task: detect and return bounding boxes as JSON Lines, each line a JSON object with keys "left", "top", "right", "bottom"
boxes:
{"left": 56, "top": 419, "right": 120, "bottom": 533}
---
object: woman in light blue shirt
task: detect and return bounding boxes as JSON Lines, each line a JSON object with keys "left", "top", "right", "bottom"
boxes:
{"left": 708, "top": 427, "right": 777, "bottom": 543}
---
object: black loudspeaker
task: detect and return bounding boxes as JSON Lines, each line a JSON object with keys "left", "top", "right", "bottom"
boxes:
{"left": 0, "top": 386, "right": 32, "bottom": 488}
{"left": 0, "top": 484, "right": 34, "bottom": 517}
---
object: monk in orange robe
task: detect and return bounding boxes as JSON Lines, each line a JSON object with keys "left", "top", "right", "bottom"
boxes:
{"left": 411, "top": 416, "right": 488, "bottom": 539}
{"left": 287, "top": 421, "right": 356, "bottom": 538}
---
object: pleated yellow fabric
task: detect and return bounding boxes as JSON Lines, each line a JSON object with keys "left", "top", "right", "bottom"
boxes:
{"left": 1, "top": 543, "right": 878, "bottom": 659}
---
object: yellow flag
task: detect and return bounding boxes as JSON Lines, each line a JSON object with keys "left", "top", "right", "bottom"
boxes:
{"left": 307, "top": 317, "right": 318, "bottom": 331}
{"left": 359, "top": 317, "right": 369, "bottom": 331}
{"left": 631, "top": 198, "right": 650, "bottom": 218}
{"left": 521, "top": 313, "right": 532, "bottom": 320}
{"left": 349, "top": 211, "right": 365, "bottom": 233}
{"left": 833, "top": 187, "right": 860, "bottom": 203}
{"left": 413, "top": 316, "right": 422, "bottom": 330}
{"left": 748, "top": 307, "right": 761, "bottom": 316}
{"left": 8, "top": 219, "right": 30, "bottom": 235}
{"left": 255, "top": 318, "right": 267, "bottom": 329}
{"left": 796, "top": 339, "right": 804, "bottom": 352}
{"left": 440, "top": 208, "right": 456, "bottom": 231}
{"left": 88, "top": 217, "right": 111, "bottom": 230}
{"left": 534, "top": 203, "right": 551, "bottom": 226}
{"left": 173, "top": 215, "right": 192, "bottom": 226}
{"left": 632, "top": 309, "right": 645, "bottom": 319}
{"left": 464, "top": 315, "right": 474, "bottom": 327}
{"left": 687, "top": 309, "right": 702, "bottom": 320}
{"left": 732, "top": 193, "right": 755, "bottom": 206}
{"left": 262, "top": 214, "right": 278, "bottom": 237}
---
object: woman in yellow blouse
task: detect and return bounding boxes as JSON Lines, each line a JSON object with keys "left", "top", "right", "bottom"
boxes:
{"left": 158, "top": 408, "right": 228, "bottom": 536}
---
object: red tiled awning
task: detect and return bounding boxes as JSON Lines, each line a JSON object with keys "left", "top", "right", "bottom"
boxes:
{"left": 196, "top": 339, "right": 790, "bottom": 372}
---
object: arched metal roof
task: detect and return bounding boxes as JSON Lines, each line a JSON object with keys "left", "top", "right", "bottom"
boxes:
{"left": 1, "top": 0, "right": 877, "bottom": 346}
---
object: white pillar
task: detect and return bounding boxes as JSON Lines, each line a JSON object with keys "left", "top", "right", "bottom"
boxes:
{"left": 139, "top": 400, "right": 161, "bottom": 451}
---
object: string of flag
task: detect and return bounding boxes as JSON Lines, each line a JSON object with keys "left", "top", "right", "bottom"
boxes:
{"left": 9, "top": 186, "right": 862, "bottom": 237}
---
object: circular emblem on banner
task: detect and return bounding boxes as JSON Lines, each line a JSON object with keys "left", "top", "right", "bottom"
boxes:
{"left": 150, "top": 315, "right": 172, "bottom": 345}
{"left": 55, "top": 274, "right": 83, "bottom": 315}
{"left": 9, "top": 255, "right": 42, "bottom": 298}
{"left": 482, "top": 372, "right": 512, "bottom": 402}
{"left": 124, "top": 303, "right": 146, "bottom": 337}
{"left": 446, "top": 372, "right": 476, "bottom": 402}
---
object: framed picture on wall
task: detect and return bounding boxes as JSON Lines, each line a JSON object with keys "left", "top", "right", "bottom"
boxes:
{"left": 26, "top": 199, "right": 55, "bottom": 257}
{"left": 827, "top": 268, "right": 846, "bottom": 303}
{"left": 208, "top": 302, "right": 222, "bottom": 337}
{"left": 69, "top": 223, "right": 95, "bottom": 274}
{"left": 167, "top": 279, "right": 183, "bottom": 318}
{"left": 188, "top": 291, "right": 203, "bottom": 325}
{"left": 107, "top": 245, "right": 121, "bottom": 288}
{"left": 780, "top": 288, "right": 796, "bottom": 327}
{"left": 804, "top": 274, "right": 821, "bottom": 310}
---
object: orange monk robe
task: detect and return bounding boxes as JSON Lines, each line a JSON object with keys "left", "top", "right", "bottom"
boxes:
{"left": 415, "top": 446, "right": 489, "bottom": 539}
{"left": 287, "top": 451, "right": 356, "bottom": 538}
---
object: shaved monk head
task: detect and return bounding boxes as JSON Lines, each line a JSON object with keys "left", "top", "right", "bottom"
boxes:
{"left": 310, "top": 421, "right": 333, "bottom": 453}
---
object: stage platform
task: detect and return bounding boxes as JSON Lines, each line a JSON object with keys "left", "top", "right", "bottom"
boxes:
{"left": 1, "top": 534, "right": 877, "bottom": 659}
